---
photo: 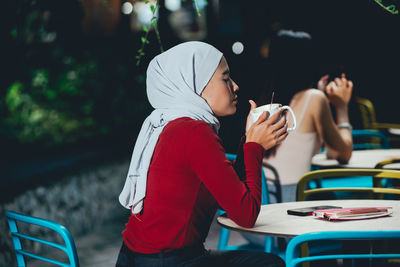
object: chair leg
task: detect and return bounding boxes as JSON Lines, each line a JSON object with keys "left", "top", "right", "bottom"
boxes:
{"left": 218, "top": 227, "right": 231, "bottom": 250}
{"left": 264, "top": 236, "right": 273, "bottom": 253}
{"left": 7, "top": 218, "right": 26, "bottom": 266}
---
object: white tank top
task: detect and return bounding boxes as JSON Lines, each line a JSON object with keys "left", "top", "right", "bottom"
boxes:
{"left": 265, "top": 90, "right": 322, "bottom": 185}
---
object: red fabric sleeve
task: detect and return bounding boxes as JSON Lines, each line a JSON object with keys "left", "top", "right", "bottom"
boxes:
{"left": 186, "top": 123, "right": 264, "bottom": 228}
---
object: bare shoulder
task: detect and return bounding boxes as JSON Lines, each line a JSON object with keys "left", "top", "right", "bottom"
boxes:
{"left": 307, "top": 89, "right": 329, "bottom": 107}
{"left": 305, "top": 89, "right": 331, "bottom": 124}
{"left": 308, "top": 89, "right": 326, "bottom": 99}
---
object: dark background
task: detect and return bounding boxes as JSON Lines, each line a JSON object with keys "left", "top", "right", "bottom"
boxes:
{"left": 213, "top": 0, "right": 400, "bottom": 152}
{"left": 1, "top": 0, "right": 399, "bottom": 200}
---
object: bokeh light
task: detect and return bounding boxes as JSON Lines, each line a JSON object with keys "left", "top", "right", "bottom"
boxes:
{"left": 121, "top": 2, "right": 133, "bottom": 15}
{"left": 232, "top": 41, "right": 244, "bottom": 55}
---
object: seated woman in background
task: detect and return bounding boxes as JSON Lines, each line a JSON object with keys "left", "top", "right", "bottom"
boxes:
{"left": 116, "top": 41, "right": 287, "bottom": 267}
{"left": 264, "top": 29, "right": 354, "bottom": 203}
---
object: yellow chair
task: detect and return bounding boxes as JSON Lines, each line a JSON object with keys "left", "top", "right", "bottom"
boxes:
{"left": 296, "top": 168, "right": 400, "bottom": 201}
{"left": 356, "top": 96, "right": 400, "bottom": 146}
{"left": 374, "top": 158, "right": 400, "bottom": 195}
{"left": 375, "top": 158, "right": 400, "bottom": 169}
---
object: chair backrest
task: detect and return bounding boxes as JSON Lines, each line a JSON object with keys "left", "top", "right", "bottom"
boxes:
{"left": 5, "top": 210, "right": 80, "bottom": 267}
{"left": 375, "top": 158, "right": 400, "bottom": 194}
{"left": 225, "top": 153, "right": 270, "bottom": 204}
{"left": 355, "top": 96, "right": 400, "bottom": 148}
{"left": 296, "top": 169, "right": 400, "bottom": 201}
{"left": 375, "top": 158, "right": 400, "bottom": 169}
{"left": 355, "top": 96, "right": 377, "bottom": 129}
{"left": 285, "top": 231, "right": 400, "bottom": 267}
{"left": 352, "top": 129, "right": 390, "bottom": 150}
{"left": 262, "top": 161, "right": 282, "bottom": 203}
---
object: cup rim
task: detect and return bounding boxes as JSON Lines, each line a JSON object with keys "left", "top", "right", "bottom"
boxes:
{"left": 251, "top": 103, "right": 280, "bottom": 114}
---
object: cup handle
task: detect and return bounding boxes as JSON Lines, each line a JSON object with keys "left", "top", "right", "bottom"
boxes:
{"left": 281, "top": 106, "right": 297, "bottom": 131}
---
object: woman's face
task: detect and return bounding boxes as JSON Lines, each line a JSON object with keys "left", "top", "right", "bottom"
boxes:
{"left": 201, "top": 56, "right": 239, "bottom": 117}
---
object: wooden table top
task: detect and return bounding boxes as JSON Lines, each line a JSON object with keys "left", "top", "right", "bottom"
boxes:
{"left": 217, "top": 199, "right": 400, "bottom": 238}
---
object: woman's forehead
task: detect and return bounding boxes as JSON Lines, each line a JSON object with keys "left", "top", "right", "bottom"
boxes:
{"left": 218, "top": 57, "right": 229, "bottom": 72}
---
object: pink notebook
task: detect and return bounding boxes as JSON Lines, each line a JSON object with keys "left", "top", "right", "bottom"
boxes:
{"left": 313, "top": 207, "right": 393, "bottom": 221}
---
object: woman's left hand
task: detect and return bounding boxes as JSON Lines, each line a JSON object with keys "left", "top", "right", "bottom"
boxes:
{"left": 246, "top": 108, "right": 288, "bottom": 150}
{"left": 245, "top": 100, "right": 258, "bottom": 134}
{"left": 325, "top": 73, "right": 353, "bottom": 108}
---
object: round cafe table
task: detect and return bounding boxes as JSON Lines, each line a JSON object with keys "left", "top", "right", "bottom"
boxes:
{"left": 311, "top": 149, "right": 400, "bottom": 170}
{"left": 217, "top": 199, "right": 400, "bottom": 238}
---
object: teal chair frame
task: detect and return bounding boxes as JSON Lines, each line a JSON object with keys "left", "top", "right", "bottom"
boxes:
{"left": 320, "top": 129, "right": 390, "bottom": 153}
{"left": 352, "top": 129, "right": 390, "bottom": 150}
{"left": 286, "top": 231, "right": 400, "bottom": 267}
{"left": 217, "top": 153, "right": 274, "bottom": 253}
{"left": 5, "top": 210, "right": 80, "bottom": 267}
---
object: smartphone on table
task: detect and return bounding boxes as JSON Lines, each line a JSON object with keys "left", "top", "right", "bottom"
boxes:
{"left": 287, "top": 206, "right": 342, "bottom": 216}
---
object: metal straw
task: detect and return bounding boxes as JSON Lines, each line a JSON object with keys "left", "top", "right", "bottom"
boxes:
{"left": 270, "top": 91, "right": 275, "bottom": 106}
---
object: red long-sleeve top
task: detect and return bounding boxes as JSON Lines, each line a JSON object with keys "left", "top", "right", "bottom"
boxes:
{"left": 122, "top": 117, "right": 264, "bottom": 253}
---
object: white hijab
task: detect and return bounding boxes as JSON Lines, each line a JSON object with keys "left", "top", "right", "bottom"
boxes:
{"left": 119, "top": 41, "right": 223, "bottom": 213}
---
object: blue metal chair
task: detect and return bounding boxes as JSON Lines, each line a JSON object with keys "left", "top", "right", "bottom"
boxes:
{"left": 286, "top": 231, "right": 400, "bottom": 267}
{"left": 352, "top": 129, "right": 390, "bottom": 150}
{"left": 319, "top": 129, "right": 390, "bottom": 153}
{"left": 295, "top": 169, "right": 400, "bottom": 264}
{"left": 217, "top": 153, "right": 276, "bottom": 253}
{"left": 5, "top": 210, "right": 80, "bottom": 267}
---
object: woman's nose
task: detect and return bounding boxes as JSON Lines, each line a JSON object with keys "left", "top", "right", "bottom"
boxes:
{"left": 231, "top": 79, "right": 239, "bottom": 92}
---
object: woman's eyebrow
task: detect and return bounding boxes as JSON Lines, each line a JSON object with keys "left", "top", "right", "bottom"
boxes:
{"left": 222, "top": 69, "right": 230, "bottom": 75}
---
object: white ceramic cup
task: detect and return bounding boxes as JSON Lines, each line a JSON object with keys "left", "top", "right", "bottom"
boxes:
{"left": 250, "top": 103, "right": 297, "bottom": 131}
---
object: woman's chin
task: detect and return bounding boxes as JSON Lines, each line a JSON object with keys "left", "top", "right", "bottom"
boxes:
{"left": 226, "top": 107, "right": 237, "bottom": 116}
{"left": 215, "top": 105, "right": 238, "bottom": 117}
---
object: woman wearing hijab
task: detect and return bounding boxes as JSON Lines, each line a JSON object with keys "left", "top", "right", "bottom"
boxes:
{"left": 116, "top": 41, "right": 287, "bottom": 267}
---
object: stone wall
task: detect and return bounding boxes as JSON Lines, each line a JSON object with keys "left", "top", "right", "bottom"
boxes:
{"left": 0, "top": 159, "right": 130, "bottom": 266}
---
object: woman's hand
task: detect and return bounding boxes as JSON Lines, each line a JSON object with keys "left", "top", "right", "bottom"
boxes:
{"left": 325, "top": 73, "right": 353, "bottom": 108}
{"left": 246, "top": 108, "right": 289, "bottom": 151}
{"left": 245, "top": 100, "right": 257, "bottom": 135}
{"left": 317, "top": 74, "right": 330, "bottom": 92}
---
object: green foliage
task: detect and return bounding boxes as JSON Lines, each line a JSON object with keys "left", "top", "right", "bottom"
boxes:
{"left": 374, "top": 0, "right": 399, "bottom": 14}
{"left": 193, "top": 0, "right": 201, "bottom": 17}
{"left": 136, "top": 0, "right": 163, "bottom": 66}
{"left": 2, "top": 0, "right": 152, "bottom": 146}
{"left": 5, "top": 81, "right": 95, "bottom": 144}
{"left": 135, "top": 0, "right": 204, "bottom": 66}
{"left": 3, "top": 49, "right": 150, "bottom": 145}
